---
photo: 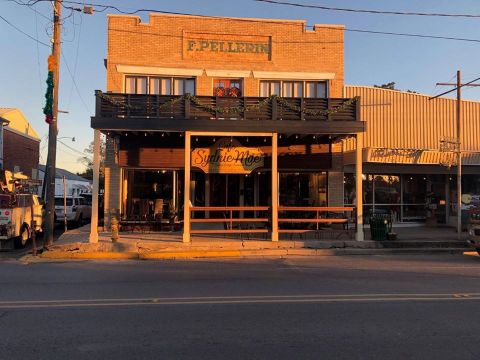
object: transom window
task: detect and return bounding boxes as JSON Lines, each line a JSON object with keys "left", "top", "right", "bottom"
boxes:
{"left": 125, "top": 76, "right": 195, "bottom": 95}
{"left": 260, "top": 80, "right": 327, "bottom": 98}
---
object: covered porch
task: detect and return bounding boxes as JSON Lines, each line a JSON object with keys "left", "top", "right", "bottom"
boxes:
{"left": 89, "top": 92, "right": 366, "bottom": 243}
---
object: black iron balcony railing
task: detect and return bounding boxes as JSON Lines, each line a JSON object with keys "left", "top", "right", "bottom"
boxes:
{"left": 94, "top": 91, "right": 360, "bottom": 122}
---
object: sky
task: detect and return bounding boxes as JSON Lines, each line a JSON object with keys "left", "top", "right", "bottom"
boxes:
{"left": 1, "top": 0, "right": 480, "bottom": 173}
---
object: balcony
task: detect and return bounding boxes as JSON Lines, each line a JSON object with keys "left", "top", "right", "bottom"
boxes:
{"left": 92, "top": 91, "right": 364, "bottom": 134}
{"left": 96, "top": 91, "right": 360, "bottom": 120}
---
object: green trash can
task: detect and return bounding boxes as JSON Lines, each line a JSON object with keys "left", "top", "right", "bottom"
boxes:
{"left": 370, "top": 215, "right": 390, "bottom": 241}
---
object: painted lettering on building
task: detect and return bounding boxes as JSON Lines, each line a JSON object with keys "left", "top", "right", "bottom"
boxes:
{"left": 192, "top": 138, "right": 265, "bottom": 174}
{"left": 186, "top": 40, "right": 270, "bottom": 55}
{"left": 183, "top": 32, "right": 272, "bottom": 61}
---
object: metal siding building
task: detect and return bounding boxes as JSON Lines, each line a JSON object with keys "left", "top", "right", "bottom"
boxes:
{"left": 344, "top": 86, "right": 480, "bottom": 164}
{"left": 342, "top": 86, "right": 480, "bottom": 225}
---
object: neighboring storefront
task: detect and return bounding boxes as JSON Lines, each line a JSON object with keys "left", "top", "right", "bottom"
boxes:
{"left": 344, "top": 86, "right": 480, "bottom": 225}
{"left": 90, "top": 13, "right": 365, "bottom": 242}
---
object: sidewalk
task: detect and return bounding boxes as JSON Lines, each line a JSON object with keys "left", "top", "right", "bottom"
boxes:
{"left": 31, "top": 223, "right": 470, "bottom": 261}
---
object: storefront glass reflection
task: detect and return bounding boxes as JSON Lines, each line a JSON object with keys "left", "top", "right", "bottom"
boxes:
{"left": 279, "top": 172, "right": 327, "bottom": 206}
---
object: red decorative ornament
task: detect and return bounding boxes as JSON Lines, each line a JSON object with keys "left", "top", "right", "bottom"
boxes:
{"left": 45, "top": 114, "right": 53, "bottom": 124}
{"left": 228, "top": 87, "right": 241, "bottom": 97}
{"left": 214, "top": 87, "right": 226, "bottom": 97}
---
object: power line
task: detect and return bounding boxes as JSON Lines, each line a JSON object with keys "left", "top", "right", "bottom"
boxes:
{"left": 57, "top": 139, "right": 85, "bottom": 155}
{"left": 0, "top": 14, "right": 50, "bottom": 46}
{"left": 6, "top": 0, "right": 51, "bottom": 20}
{"left": 67, "top": 11, "right": 83, "bottom": 107}
{"left": 108, "top": 24, "right": 480, "bottom": 45}
{"left": 61, "top": 50, "right": 92, "bottom": 114}
{"left": 255, "top": 0, "right": 480, "bottom": 18}
{"left": 429, "top": 75, "right": 480, "bottom": 100}
{"left": 9, "top": 1, "right": 480, "bottom": 44}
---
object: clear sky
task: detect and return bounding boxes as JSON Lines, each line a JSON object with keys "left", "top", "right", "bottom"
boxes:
{"left": 1, "top": 0, "right": 480, "bottom": 173}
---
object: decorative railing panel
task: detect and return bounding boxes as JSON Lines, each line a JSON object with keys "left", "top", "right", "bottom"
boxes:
{"left": 95, "top": 91, "right": 360, "bottom": 122}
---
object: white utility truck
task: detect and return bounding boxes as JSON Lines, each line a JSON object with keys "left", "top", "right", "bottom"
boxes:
{"left": 0, "top": 171, "right": 43, "bottom": 249}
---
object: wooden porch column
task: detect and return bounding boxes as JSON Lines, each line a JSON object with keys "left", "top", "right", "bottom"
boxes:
{"left": 355, "top": 132, "right": 364, "bottom": 241}
{"left": 183, "top": 131, "right": 191, "bottom": 243}
{"left": 271, "top": 133, "right": 279, "bottom": 241}
{"left": 89, "top": 129, "right": 101, "bottom": 243}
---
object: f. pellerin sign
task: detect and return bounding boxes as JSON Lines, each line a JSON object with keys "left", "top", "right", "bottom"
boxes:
{"left": 183, "top": 32, "right": 272, "bottom": 60}
{"left": 186, "top": 39, "right": 271, "bottom": 55}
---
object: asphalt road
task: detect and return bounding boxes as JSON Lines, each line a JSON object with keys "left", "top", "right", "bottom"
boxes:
{"left": 1, "top": 255, "right": 480, "bottom": 359}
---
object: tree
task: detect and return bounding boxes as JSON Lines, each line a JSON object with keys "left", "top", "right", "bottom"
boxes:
{"left": 77, "top": 139, "right": 105, "bottom": 181}
{"left": 374, "top": 82, "right": 396, "bottom": 90}
{"left": 374, "top": 81, "right": 418, "bottom": 93}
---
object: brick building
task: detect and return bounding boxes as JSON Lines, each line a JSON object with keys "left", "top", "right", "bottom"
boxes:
{"left": 0, "top": 108, "right": 40, "bottom": 178}
{"left": 89, "top": 13, "right": 366, "bottom": 242}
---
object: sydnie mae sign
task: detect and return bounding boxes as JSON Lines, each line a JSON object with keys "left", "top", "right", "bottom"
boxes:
{"left": 183, "top": 32, "right": 272, "bottom": 61}
{"left": 191, "top": 138, "right": 265, "bottom": 174}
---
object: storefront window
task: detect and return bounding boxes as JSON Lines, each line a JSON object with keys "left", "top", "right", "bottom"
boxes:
{"left": 363, "top": 174, "right": 374, "bottom": 204}
{"left": 374, "top": 175, "right": 400, "bottom": 204}
{"left": 125, "top": 170, "right": 175, "bottom": 219}
{"left": 344, "top": 173, "right": 431, "bottom": 222}
{"left": 279, "top": 172, "right": 327, "bottom": 206}
{"left": 402, "top": 175, "right": 427, "bottom": 221}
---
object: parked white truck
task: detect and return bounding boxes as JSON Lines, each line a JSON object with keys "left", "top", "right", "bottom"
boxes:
{"left": 0, "top": 193, "right": 43, "bottom": 249}
{"left": 0, "top": 171, "right": 43, "bottom": 249}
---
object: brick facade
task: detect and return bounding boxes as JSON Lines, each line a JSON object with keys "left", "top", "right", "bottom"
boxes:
{"left": 3, "top": 129, "right": 39, "bottom": 177}
{"left": 102, "top": 14, "right": 348, "bottom": 218}
{"left": 106, "top": 14, "right": 344, "bottom": 96}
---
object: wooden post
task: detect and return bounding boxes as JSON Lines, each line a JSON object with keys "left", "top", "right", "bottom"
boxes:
{"left": 89, "top": 129, "right": 101, "bottom": 243}
{"left": 355, "top": 132, "right": 364, "bottom": 241}
{"left": 271, "top": 97, "right": 278, "bottom": 121}
{"left": 183, "top": 131, "right": 191, "bottom": 243}
{"left": 271, "top": 133, "right": 279, "bottom": 241}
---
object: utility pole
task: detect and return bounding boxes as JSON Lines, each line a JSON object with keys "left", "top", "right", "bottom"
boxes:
{"left": 430, "top": 71, "right": 480, "bottom": 239}
{"left": 44, "top": 0, "right": 62, "bottom": 247}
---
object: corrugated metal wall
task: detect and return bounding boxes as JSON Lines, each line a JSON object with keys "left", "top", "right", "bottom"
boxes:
{"left": 344, "top": 86, "right": 480, "bottom": 152}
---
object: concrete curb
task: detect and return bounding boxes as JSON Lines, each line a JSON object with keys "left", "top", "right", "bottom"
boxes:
{"left": 41, "top": 251, "right": 139, "bottom": 260}
{"left": 34, "top": 246, "right": 468, "bottom": 262}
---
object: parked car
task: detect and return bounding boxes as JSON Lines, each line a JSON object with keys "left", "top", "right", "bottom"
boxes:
{"left": 54, "top": 196, "right": 91, "bottom": 227}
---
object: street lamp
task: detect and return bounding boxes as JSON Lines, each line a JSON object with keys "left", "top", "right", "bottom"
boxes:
{"left": 58, "top": 136, "right": 75, "bottom": 142}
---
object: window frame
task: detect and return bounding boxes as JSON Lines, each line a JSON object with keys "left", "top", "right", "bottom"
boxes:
{"left": 124, "top": 75, "right": 196, "bottom": 95}
{"left": 259, "top": 80, "right": 328, "bottom": 98}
